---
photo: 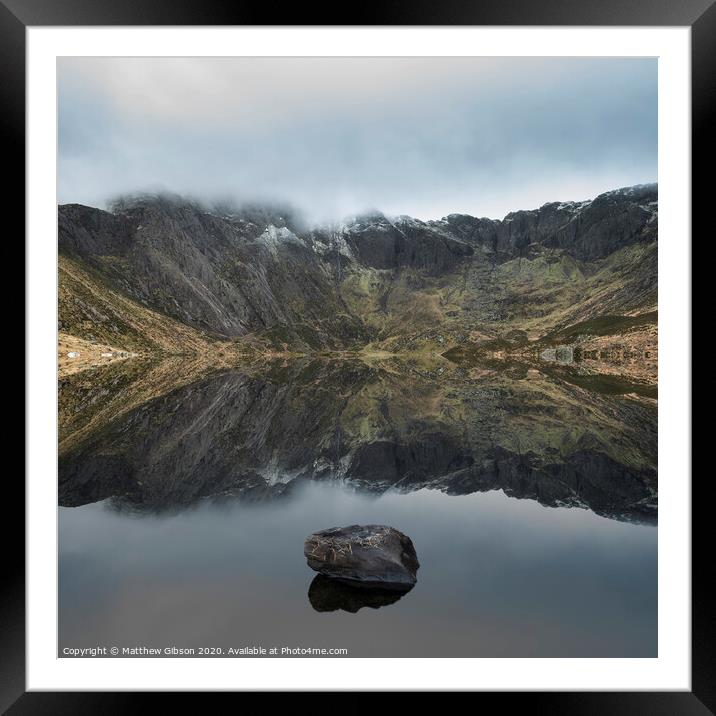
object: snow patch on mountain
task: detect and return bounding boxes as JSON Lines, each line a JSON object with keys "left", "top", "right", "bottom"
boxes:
{"left": 255, "top": 224, "right": 302, "bottom": 255}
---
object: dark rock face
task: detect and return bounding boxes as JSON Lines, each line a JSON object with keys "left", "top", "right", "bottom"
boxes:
{"left": 58, "top": 196, "right": 366, "bottom": 345}
{"left": 435, "top": 184, "right": 657, "bottom": 261}
{"left": 304, "top": 525, "right": 419, "bottom": 589}
{"left": 59, "top": 203, "right": 134, "bottom": 256}
{"left": 336, "top": 212, "right": 474, "bottom": 274}
{"left": 307, "top": 575, "right": 411, "bottom": 613}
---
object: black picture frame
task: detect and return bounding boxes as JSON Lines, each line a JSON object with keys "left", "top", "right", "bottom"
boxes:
{"left": 7, "top": 0, "right": 709, "bottom": 710}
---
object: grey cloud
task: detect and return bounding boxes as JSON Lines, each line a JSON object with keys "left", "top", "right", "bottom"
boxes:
{"left": 58, "top": 57, "right": 657, "bottom": 222}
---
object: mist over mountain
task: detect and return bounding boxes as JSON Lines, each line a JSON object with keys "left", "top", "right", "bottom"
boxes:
{"left": 58, "top": 57, "right": 657, "bottom": 222}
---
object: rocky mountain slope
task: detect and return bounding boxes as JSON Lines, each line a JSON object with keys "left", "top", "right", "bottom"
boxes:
{"left": 58, "top": 184, "right": 658, "bottom": 358}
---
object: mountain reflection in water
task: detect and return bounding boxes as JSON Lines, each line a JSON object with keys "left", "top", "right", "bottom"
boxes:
{"left": 59, "top": 355, "right": 657, "bottom": 524}
{"left": 58, "top": 355, "right": 657, "bottom": 657}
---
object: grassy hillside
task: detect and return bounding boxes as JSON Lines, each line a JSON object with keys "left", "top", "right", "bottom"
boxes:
{"left": 59, "top": 255, "right": 227, "bottom": 355}
{"left": 338, "top": 242, "right": 656, "bottom": 359}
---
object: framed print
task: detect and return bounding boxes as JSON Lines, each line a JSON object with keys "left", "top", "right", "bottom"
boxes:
{"left": 9, "top": 0, "right": 710, "bottom": 710}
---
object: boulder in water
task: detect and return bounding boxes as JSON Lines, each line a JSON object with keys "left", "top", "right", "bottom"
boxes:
{"left": 304, "top": 524, "right": 419, "bottom": 590}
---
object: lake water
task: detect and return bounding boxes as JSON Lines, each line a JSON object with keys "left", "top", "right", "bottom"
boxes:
{"left": 58, "top": 358, "right": 657, "bottom": 657}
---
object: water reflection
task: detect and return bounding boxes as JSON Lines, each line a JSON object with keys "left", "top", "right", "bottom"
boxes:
{"left": 307, "top": 575, "right": 413, "bottom": 613}
{"left": 57, "top": 357, "right": 657, "bottom": 657}
{"left": 59, "top": 483, "right": 657, "bottom": 657}
{"left": 59, "top": 355, "right": 657, "bottom": 524}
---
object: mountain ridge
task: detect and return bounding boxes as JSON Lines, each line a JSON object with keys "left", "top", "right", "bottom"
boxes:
{"left": 58, "top": 183, "right": 658, "bottom": 356}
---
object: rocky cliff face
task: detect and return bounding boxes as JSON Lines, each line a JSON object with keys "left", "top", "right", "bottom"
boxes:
{"left": 60, "top": 196, "right": 365, "bottom": 347}
{"left": 436, "top": 184, "right": 657, "bottom": 261}
{"left": 58, "top": 184, "right": 657, "bottom": 349}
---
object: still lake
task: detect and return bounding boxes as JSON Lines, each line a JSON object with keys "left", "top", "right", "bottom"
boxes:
{"left": 58, "top": 358, "right": 657, "bottom": 657}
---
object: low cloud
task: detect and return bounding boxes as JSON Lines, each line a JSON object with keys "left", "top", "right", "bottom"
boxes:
{"left": 58, "top": 57, "right": 657, "bottom": 222}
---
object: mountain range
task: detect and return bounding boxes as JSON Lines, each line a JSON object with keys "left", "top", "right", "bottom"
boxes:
{"left": 58, "top": 183, "right": 658, "bottom": 362}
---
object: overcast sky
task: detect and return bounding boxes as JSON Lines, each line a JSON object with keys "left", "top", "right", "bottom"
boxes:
{"left": 58, "top": 57, "right": 657, "bottom": 222}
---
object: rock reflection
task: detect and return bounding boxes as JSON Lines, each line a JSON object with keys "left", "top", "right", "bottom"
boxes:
{"left": 307, "top": 575, "right": 413, "bottom": 613}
